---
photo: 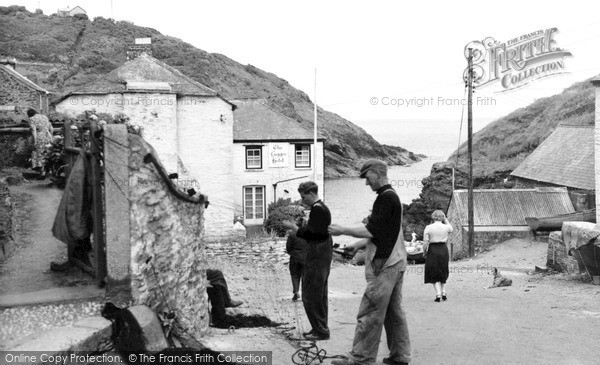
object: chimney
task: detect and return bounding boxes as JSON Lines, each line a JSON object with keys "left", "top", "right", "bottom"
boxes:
{"left": 127, "top": 38, "right": 153, "bottom": 60}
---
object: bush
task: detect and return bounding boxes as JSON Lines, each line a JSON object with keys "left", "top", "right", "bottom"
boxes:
{"left": 73, "top": 13, "right": 88, "bottom": 21}
{"left": 43, "top": 137, "right": 68, "bottom": 188}
{"left": 263, "top": 198, "right": 304, "bottom": 237}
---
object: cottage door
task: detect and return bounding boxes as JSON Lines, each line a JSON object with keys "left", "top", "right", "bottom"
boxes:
{"left": 244, "top": 186, "right": 265, "bottom": 225}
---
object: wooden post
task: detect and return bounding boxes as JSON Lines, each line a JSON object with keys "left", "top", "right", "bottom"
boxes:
{"left": 89, "top": 120, "right": 106, "bottom": 285}
{"left": 63, "top": 120, "right": 74, "bottom": 177}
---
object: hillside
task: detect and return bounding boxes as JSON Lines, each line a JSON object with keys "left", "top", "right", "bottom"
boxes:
{"left": 403, "top": 77, "right": 596, "bottom": 238}
{"left": 450, "top": 79, "right": 595, "bottom": 184}
{"left": 0, "top": 6, "right": 420, "bottom": 177}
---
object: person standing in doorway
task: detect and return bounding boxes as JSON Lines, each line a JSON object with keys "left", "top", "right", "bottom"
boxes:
{"left": 328, "top": 159, "right": 411, "bottom": 365}
{"left": 423, "top": 210, "right": 453, "bottom": 302}
{"left": 283, "top": 181, "right": 333, "bottom": 341}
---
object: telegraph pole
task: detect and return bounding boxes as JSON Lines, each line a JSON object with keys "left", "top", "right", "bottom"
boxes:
{"left": 467, "top": 48, "right": 475, "bottom": 257}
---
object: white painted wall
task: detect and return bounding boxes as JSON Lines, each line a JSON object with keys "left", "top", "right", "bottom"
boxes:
{"left": 594, "top": 81, "right": 600, "bottom": 223}
{"left": 56, "top": 93, "right": 237, "bottom": 241}
{"left": 178, "top": 96, "right": 235, "bottom": 241}
{"left": 232, "top": 141, "right": 325, "bottom": 224}
{"left": 56, "top": 93, "right": 179, "bottom": 173}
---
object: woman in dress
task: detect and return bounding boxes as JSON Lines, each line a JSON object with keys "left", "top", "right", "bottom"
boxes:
{"left": 27, "top": 108, "right": 53, "bottom": 176}
{"left": 423, "top": 210, "right": 453, "bottom": 302}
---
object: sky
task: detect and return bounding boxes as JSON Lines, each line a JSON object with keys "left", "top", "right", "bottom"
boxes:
{"left": 3, "top": 0, "right": 600, "bottom": 133}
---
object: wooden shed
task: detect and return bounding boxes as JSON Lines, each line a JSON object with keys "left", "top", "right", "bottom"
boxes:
{"left": 447, "top": 188, "right": 575, "bottom": 259}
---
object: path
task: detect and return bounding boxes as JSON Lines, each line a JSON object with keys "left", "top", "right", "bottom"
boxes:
{"left": 219, "top": 238, "right": 600, "bottom": 364}
{"left": 0, "top": 181, "right": 95, "bottom": 296}
{"left": 319, "top": 239, "right": 600, "bottom": 364}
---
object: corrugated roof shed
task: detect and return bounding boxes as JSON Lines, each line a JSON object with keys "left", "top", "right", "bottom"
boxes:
{"left": 232, "top": 98, "right": 325, "bottom": 141}
{"left": 451, "top": 188, "right": 575, "bottom": 226}
{"left": 510, "top": 125, "right": 594, "bottom": 190}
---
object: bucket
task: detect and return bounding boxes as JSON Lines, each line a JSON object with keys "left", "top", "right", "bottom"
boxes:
{"left": 593, "top": 276, "right": 600, "bottom": 285}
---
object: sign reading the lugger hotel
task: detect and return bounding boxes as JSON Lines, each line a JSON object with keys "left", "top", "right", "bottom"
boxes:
{"left": 465, "top": 28, "right": 572, "bottom": 91}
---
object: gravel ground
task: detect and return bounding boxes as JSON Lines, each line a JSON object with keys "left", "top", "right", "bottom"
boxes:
{"left": 0, "top": 300, "right": 104, "bottom": 349}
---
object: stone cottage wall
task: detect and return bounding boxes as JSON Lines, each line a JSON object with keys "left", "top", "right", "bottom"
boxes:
{"left": 128, "top": 134, "right": 209, "bottom": 337}
{"left": 0, "top": 67, "right": 48, "bottom": 113}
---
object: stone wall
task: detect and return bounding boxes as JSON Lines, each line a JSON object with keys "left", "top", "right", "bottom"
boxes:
{"left": 546, "top": 231, "right": 582, "bottom": 273}
{"left": 0, "top": 181, "right": 14, "bottom": 262}
{"left": 127, "top": 133, "right": 209, "bottom": 338}
{"left": 0, "top": 66, "right": 48, "bottom": 113}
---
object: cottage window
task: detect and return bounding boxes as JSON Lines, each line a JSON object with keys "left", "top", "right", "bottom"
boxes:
{"left": 244, "top": 186, "right": 265, "bottom": 224}
{"left": 246, "top": 146, "right": 262, "bottom": 169}
{"left": 295, "top": 144, "right": 311, "bottom": 168}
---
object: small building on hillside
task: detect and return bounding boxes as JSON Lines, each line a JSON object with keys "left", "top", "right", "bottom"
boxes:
{"left": 0, "top": 61, "right": 50, "bottom": 114}
{"left": 510, "top": 125, "right": 595, "bottom": 211}
{"left": 447, "top": 188, "right": 575, "bottom": 259}
{"left": 53, "top": 54, "right": 237, "bottom": 241}
{"left": 57, "top": 6, "right": 86, "bottom": 17}
{"left": 232, "top": 99, "right": 325, "bottom": 225}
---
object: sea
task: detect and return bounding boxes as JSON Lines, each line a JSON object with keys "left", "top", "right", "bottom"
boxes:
{"left": 323, "top": 119, "right": 464, "bottom": 246}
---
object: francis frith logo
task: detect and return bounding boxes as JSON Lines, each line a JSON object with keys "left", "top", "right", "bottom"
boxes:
{"left": 465, "top": 28, "right": 572, "bottom": 91}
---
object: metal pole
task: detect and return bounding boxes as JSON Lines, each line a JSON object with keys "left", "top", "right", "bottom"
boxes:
{"left": 467, "top": 48, "right": 475, "bottom": 257}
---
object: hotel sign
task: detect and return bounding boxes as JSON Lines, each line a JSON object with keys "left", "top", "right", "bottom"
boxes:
{"left": 269, "top": 143, "right": 288, "bottom": 167}
{"left": 465, "top": 28, "right": 572, "bottom": 91}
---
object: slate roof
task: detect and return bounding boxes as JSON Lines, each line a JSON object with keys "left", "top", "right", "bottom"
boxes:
{"left": 450, "top": 188, "right": 575, "bottom": 226}
{"left": 0, "top": 64, "right": 49, "bottom": 94}
{"left": 53, "top": 54, "right": 234, "bottom": 107}
{"left": 510, "top": 125, "right": 594, "bottom": 190}
{"left": 232, "top": 98, "right": 325, "bottom": 142}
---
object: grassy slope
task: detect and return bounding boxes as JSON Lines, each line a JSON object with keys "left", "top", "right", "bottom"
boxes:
{"left": 0, "top": 6, "right": 419, "bottom": 177}
{"left": 450, "top": 79, "right": 595, "bottom": 183}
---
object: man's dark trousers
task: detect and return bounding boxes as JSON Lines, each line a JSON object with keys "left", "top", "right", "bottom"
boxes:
{"left": 302, "top": 236, "right": 333, "bottom": 337}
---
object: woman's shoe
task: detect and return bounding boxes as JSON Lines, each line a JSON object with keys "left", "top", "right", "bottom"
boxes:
{"left": 434, "top": 295, "right": 441, "bottom": 302}
{"left": 442, "top": 293, "right": 447, "bottom": 301}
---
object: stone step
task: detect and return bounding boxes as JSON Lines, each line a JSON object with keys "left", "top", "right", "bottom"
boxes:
{"left": 0, "top": 286, "right": 104, "bottom": 308}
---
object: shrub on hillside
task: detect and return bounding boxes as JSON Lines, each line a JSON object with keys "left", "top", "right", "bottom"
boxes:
{"left": 263, "top": 198, "right": 304, "bottom": 237}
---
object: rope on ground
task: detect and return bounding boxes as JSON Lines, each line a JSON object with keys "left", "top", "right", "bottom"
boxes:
{"left": 278, "top": 326, "right": 346, "bottom": 365}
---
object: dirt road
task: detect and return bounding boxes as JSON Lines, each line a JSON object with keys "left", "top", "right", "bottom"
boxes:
{"left": 2, "top": 180, "right": 599, "bottom": 363}
{"left": 323, "top": 239, "right": 600, "bottom": 364}
{"left": 0, "top": 181, "right": 95, "bottom": 295}
{"left": 219, "top": 239, "right": 600, "bottom": 365}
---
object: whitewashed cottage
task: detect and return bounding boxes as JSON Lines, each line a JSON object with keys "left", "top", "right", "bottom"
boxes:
{"left": 54, "top": 54, "right": 236, "bottom": 241}
{"left": 232, "top": 99, "right": 325, "bottom": 225}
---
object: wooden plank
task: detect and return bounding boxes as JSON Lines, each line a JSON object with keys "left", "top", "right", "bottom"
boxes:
{"left": 89, "top": 120, "right": 106, "bottom": 286}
